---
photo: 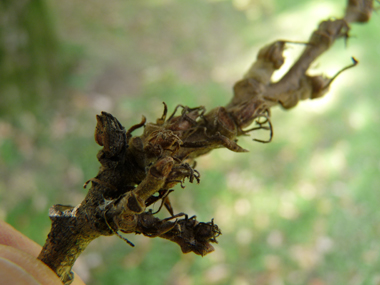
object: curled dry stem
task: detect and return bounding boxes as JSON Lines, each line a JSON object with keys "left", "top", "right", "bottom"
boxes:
{"left": 38, "top": 1, "right": 374, "bottom": 284}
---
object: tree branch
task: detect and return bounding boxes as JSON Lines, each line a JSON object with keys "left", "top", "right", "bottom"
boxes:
{"left": 38, "top": 1, "right": 375, "bottom": 284}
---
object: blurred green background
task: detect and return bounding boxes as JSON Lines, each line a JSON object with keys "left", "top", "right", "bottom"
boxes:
{"left": 1, "top": 0, "right": 380, "bottom": 284}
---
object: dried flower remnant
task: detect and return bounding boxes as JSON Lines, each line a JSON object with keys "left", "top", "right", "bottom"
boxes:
{"left": 37, "top": 1, "right": 374, "bottom": 284}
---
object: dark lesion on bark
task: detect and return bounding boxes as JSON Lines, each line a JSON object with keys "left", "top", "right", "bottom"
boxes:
{"left": 37, "top": 1, "right": 374, "bottom": 284}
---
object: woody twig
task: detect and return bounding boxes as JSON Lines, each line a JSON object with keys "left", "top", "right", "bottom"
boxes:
{"left": 38, "top": 1, "right": 374, "bottom": 284}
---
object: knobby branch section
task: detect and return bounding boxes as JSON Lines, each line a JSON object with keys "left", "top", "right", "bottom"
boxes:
{"left": 37, "top": 1, "right": 374, "bottom": 284}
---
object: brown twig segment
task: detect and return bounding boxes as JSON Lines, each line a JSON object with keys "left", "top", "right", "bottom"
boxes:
{"left": 38, "top": 1, "right": 374, "bottom": 284}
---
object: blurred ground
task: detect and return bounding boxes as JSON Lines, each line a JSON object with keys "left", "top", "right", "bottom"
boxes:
{"left": 1, "top": 0, "right": 380, "bottom": 284}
